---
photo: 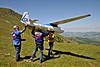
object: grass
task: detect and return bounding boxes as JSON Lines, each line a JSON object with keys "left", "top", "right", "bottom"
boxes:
{"left": 0, "top": 40, "right": 100, "bottom": 67}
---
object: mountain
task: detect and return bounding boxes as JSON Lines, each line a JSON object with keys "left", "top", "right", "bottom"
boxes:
{"left": 0, "top": 8, "right": 34, "bottom": 46}
{"left": 62, "top": 32, "right": 100, "bottom": 45}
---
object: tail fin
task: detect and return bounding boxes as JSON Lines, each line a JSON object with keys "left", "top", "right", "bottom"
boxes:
{"left": 21, "top": 12, "right": 30, "bottom": 24}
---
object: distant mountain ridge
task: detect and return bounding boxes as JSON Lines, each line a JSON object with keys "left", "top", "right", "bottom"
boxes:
{"left": 62, "top": 32, "right": 100, "bottom": 45}
{"left": 62, "top": 32, "right": 100, "bottom": 39}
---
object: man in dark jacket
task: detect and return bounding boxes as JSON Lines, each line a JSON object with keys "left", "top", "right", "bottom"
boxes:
{"left": 30, "top": 28, "right": 49, "bottom": 63}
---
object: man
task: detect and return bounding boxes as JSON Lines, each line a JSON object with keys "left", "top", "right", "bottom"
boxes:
{"left": 48, "top": 30, "right": 55, "bottom": 58}
{"left": 11, "top": 25, "right": 27, "bottom": 61}
{"left": 30, "top": 28, "right": 49, "bottom": 63}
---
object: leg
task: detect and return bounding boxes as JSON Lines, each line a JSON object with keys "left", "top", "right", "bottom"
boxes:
{"left": 14, "top": 45, "right": 21, "bottom": 61}
{"left": 40, "top": 50, "right": 43, "bottom": 63}
{"left": 39, "top": 44, "right": 43, "bottom": 63}
{"left": 48, "top": 42, "right": 54, "bottom": 57}
{"left": 31, "top": 45, "right": 38, "bottom": 58}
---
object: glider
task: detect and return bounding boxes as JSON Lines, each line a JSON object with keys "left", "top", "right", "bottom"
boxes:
{"left": 21, "top": 12, "right": 91, "bottom": 33}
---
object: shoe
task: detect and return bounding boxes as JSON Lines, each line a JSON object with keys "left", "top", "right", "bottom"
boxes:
{"left": 34, "top": 55, "right": 36, "bottom": 58}
{"left": 16, "top": 59, "right": 20, "bottom": 62}
{"left": 40, "top": 60, "right": 42, "bottom": 63}
{"left": 46, "top": 56, "right": 50, "bottom": 60}
{"left": 50, "top": 55, "right": 53, "bottom": 57}
{"left": 30, "top": 57, "right": 33, "bottom": 61}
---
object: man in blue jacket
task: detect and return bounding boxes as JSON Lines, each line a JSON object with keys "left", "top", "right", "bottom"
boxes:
{"left": 30, "top": 28, "right": 49, "bottom": 63}
{"left": 12, "top": 25, "right": 27, "bottom": 61}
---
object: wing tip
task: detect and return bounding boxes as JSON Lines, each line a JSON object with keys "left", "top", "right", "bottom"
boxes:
{"left": 87, "top": 14, "right": 91, "bottom": 16}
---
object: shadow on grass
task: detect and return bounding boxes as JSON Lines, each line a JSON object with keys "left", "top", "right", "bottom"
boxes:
{"left": 21, "top": 56, "right": 31, "bottom": 59}
{"left": 19, "top": 56, "right": 31, "bottom": 61}
{"left": 20, "top": 54, "right": 60, "bottom": 63}
{"left": 20, "top": 56, "right": 40, "bottom": 62}
{"left": 45, "top": 49, "right": 96, "bottom": 60}
{"left": 42, "top": 54, "right": 60, "bottom": 63}
{"left": 20, "top": 49, "right": 95, "bottom": 63}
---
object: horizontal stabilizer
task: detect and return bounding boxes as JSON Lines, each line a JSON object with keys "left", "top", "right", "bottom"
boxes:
{"left": 30, "top": 19, "right": 38, "bottom": 22}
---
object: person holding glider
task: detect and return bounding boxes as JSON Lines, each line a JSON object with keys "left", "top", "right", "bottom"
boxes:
{"left": 11, "top": 24, "right": 27, "bottom": 61}
{"left": 30, "top": 28, "right": 49, "bottom": 63}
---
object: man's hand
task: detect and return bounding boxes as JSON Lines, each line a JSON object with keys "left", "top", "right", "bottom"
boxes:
{"left": 21, "top": 23, "right": 27, "bottom": 33}
{"left": 24, "top": 23, "right": 28, "bottom": 27}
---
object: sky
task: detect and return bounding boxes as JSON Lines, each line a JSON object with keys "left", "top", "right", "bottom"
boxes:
{"left": 0, "top": 0, "right": 100, "bottom": 32}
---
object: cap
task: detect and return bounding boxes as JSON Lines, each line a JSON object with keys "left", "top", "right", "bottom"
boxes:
{"left": 13, "top": 25, "right": 19, "bottom": 29}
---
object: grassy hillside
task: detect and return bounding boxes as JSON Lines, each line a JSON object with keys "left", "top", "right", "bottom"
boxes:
{"left": 0, "top": 8, "right": 100, "bottom": 67}
{"left": 0, "top": 8, "right": 33, "bottom": 45}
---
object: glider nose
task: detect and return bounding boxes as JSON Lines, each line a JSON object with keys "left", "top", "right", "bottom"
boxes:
{"left": 60, "top": 27, "right": 64, "bottom": 33}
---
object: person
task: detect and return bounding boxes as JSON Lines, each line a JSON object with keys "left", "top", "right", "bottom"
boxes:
{"left": 30, "top": 28, "right": 49, "bottom": 63}
{"left": 47, "top": 29, "right": 55, "bottom": 58}
{"left": 11, "top": 24, "right": 27, "bottom": 61}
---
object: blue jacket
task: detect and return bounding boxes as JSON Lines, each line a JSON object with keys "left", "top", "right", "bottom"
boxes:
{"left": 12, "top": 30, "right": 21, "bottom": 45}
{"left": 31, "top": 31, "right": 49, "bottom": 44}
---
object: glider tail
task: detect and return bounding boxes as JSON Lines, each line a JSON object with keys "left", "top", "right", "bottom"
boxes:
{"left": 21, "top": 12, "right": 30, "bottom": 25}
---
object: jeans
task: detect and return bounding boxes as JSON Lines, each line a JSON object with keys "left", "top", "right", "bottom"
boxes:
{"left": 14, "top": 45, "right": 21, "bottom": 61}
{"left": 31, "top": 44, "right": 43, "bottom": 62}
{"left": 48, "top": 42, "right": 54, "bottom": 57}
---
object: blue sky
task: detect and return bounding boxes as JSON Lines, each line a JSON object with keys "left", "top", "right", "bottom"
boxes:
{"left": 0, "top": 0, "right": 100, "bottom": 32}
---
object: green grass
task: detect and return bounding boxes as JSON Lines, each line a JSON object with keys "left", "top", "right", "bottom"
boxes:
{"left": 0, "top": 8, "right": 100, "bottom": 67}
{"left": 0, "top": 40, "right": 100, "bottom": 67}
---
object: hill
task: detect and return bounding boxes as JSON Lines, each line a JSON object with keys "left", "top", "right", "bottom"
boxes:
{"left": 0, "top": 8, "right": 100, "bottom": 67}
{"left": 0, "top": 8, "right": 40, "bottom": 45}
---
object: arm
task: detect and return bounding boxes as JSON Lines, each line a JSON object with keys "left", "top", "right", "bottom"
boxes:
{"left": 43, "top": 30, "right": 55, "bottom": 37}
{"left": 31, "top": 29, "right": 35, "bottom": 38}
{"left": 43, "top": 32, "right": 50, "bottom": 37}
{"left": 20, "top": 24, "right": 28, "bottom": 33}
{"left": 20, "top": 26, "right": 27, "bottom": 34}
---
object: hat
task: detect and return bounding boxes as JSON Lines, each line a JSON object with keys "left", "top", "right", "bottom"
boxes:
{"left": 13, "top": 25, "right": 19, "bottom": 29}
